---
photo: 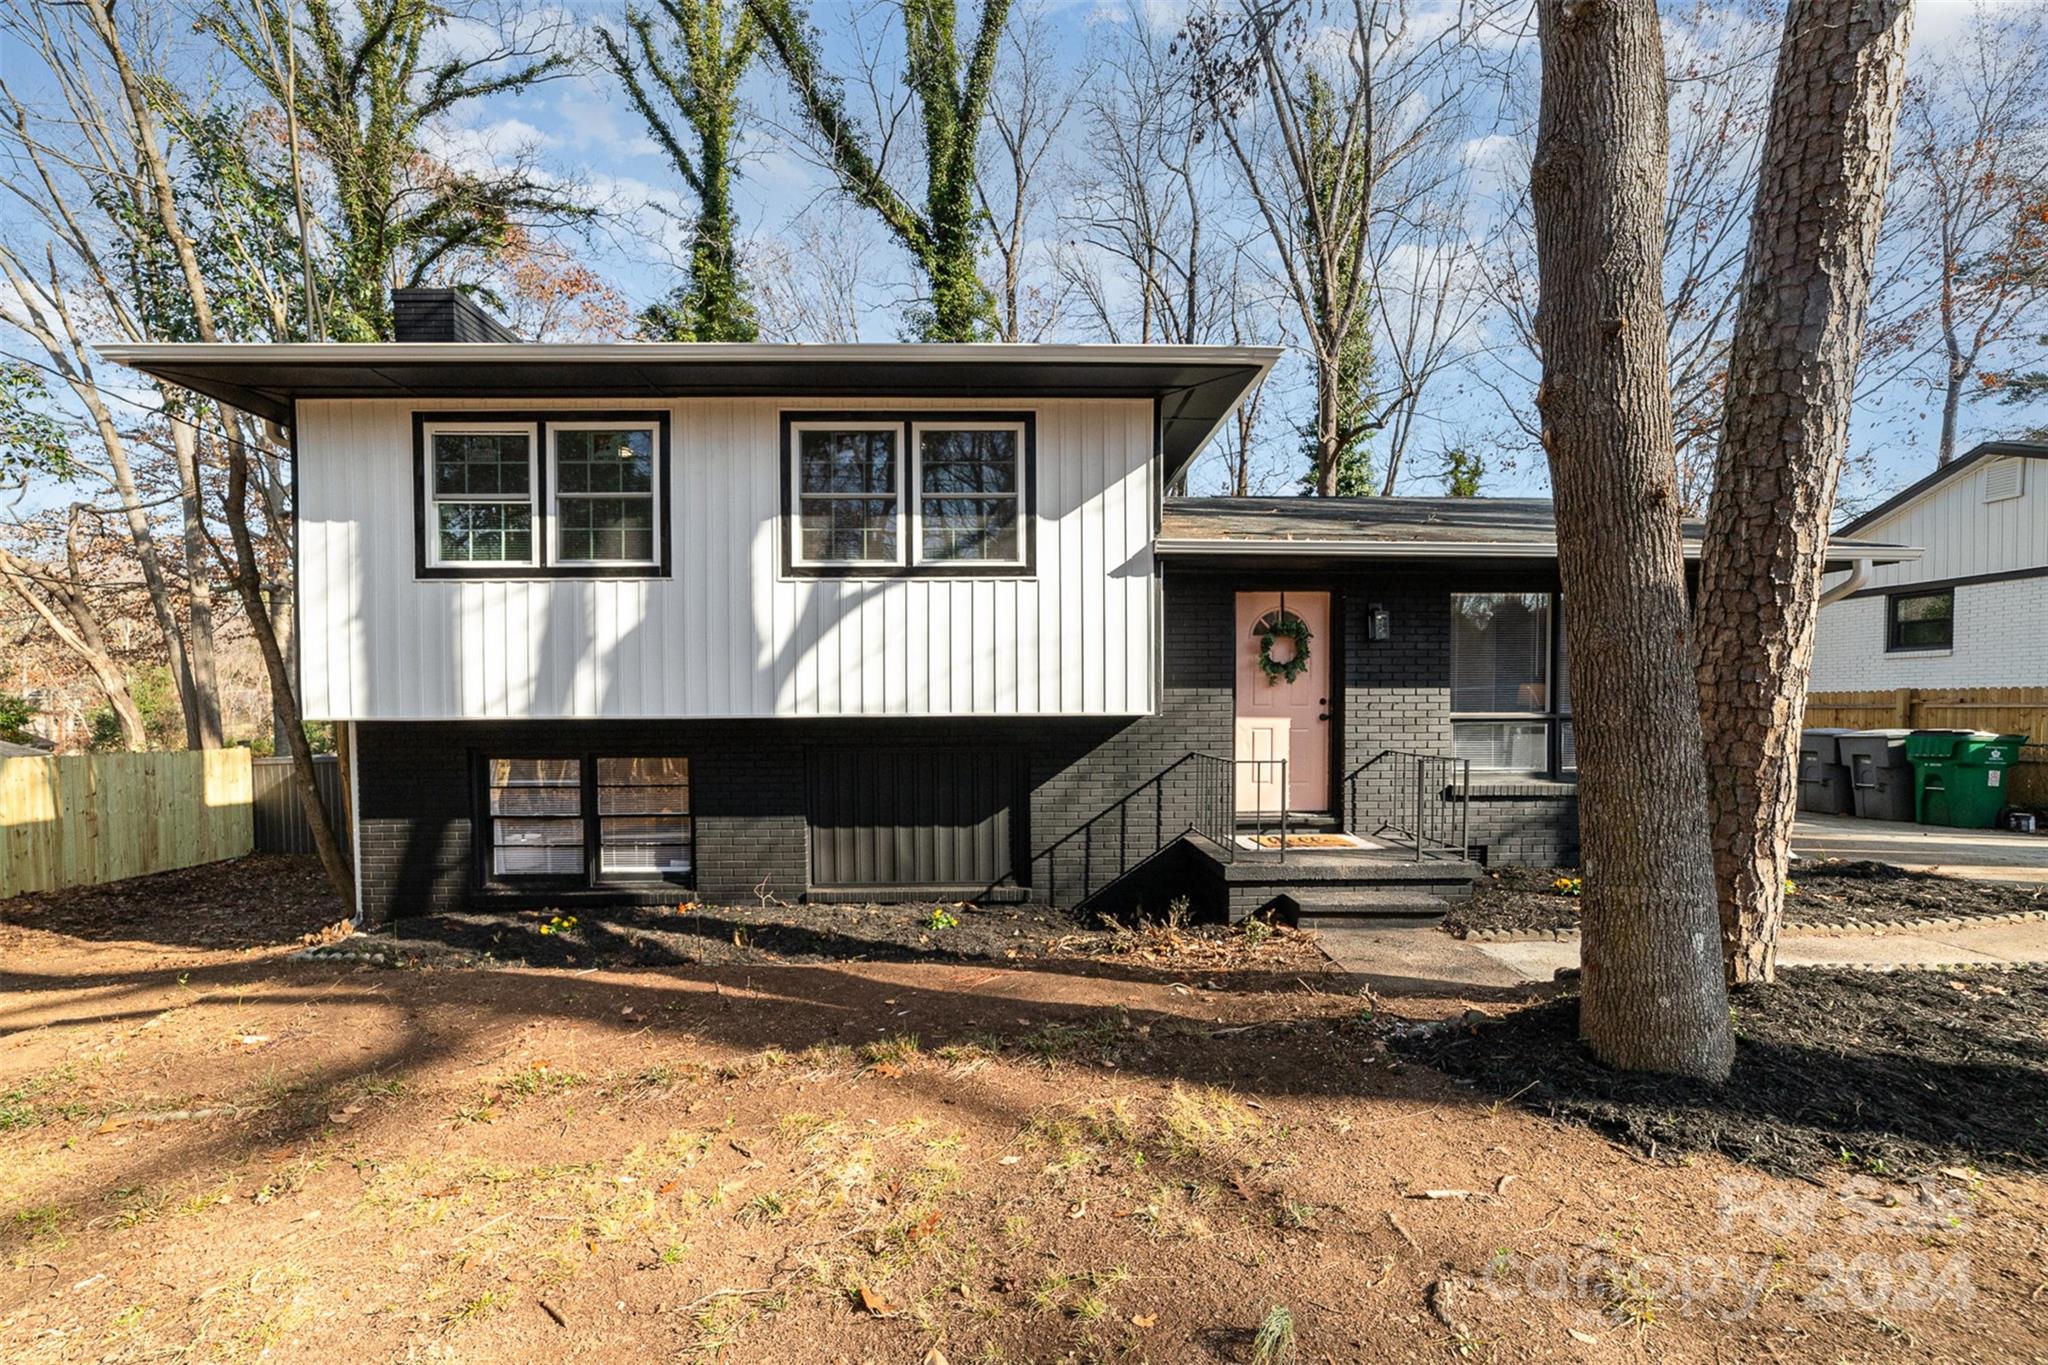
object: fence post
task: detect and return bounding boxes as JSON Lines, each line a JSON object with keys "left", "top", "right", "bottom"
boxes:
{"left": 1891, "top": 688, "right": 1916, "bottom": 728}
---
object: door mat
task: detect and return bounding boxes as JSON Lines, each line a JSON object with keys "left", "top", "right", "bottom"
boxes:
{"left": 1236, "top": 832, "right": 1383, "bottom": 851}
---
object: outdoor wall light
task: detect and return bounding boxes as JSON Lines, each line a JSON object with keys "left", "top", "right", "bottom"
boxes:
{"left": 1367, "top": 605, "right": 1391, "bottom": 641}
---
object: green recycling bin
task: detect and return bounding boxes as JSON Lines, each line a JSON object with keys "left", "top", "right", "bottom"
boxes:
{"left": 1905, "top": 731, "right": 2029, "bottom": 829}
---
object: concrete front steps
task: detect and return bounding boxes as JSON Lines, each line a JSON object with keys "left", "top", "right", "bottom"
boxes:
{"left": 1186, "top": 839, "right": 1484, "bottom": 926}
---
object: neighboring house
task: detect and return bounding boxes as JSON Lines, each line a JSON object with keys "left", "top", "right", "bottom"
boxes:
{"left": 1812, "top": 442, "right": 2047, "bottom": 691}
{"left": 107, "top": 292, "right": 1910, "bottom": 923}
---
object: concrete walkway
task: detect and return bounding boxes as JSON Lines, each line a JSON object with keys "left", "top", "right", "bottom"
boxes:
{"left": 1318, "top": 915, "right": 2048, "bottom": 991}
{"left": 1793, "top": 813, "right": 2048, "bottom": 886}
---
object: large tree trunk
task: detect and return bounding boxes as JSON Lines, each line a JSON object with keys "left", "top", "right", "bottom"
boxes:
{"left": 1697, "top": 0, "right": 1913, "bottom": 984}
{"left": 169, "top": 419, "right": 225, "bottom": 748}
{"left": 222, "top": 423, "right": 356, "bottom": 912}
{"left": 1531, "top": 0, "right": 1733, "bottom": 1079}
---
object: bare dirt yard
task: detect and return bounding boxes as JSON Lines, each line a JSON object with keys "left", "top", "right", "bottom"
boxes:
{"left": 4, "top": 857, "right": 2045, "bottom": 1363}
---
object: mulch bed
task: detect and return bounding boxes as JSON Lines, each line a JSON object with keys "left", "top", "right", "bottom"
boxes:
{"left": 0, "top": 854, "right": 345, "bottom": 951}
{"left": 1395, "top": 965, "right": 2048, "bottom": 1176}
{"left": 365, "top": 899, "right": 1332, "bottom": 976}
{"left": 1440, "top": 859, "right": 2045, "bottom": 938}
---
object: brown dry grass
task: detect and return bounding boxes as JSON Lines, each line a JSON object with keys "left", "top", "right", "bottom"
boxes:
{"left": 2, "top": 873, "right": 2043, "bottom": 1363}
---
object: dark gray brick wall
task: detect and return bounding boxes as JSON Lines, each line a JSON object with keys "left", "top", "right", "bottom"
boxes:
{"left": 353, "top": 567, "right": 1580, "bottom": 920}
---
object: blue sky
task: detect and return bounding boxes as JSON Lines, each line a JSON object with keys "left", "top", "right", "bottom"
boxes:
{"left": 3, "top": 0, "right": 2041, "bottom": 512}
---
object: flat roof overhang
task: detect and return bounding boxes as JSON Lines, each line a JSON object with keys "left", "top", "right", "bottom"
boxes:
{"left": 94, "top": 342, "right": 1282, "bottom": 480}
{"left": 1153, "top": 537, "right": 1922, "bottom": 573}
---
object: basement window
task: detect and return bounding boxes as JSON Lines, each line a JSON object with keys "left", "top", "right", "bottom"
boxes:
{"left": 485, "top": 755, "right": 693, "bottom": 887}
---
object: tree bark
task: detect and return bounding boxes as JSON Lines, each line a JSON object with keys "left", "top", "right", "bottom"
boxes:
{"left": 1531, "top": 0, "right": 1733, "bottom": 1079}
{"left": 222, "top": 424, "right": 356, "bottom": 912}
{"left": 169, "top": 418, "right": 225, "bottom": 748}
{"left": 1697, "top": 0, "right": 1913, "bottom": 984}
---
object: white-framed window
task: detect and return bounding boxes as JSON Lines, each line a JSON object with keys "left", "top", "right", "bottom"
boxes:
{"left": 910, "top": 419, "right": 1025, "bottom": 565}
{"left": 789, "top": 419, "right": 906, "bottom": 567}
{"left": 547, "top": 419, "right": 661, "bottom": 567}
{"left": 423, "top": 421, "right": 538, "bottom": 567}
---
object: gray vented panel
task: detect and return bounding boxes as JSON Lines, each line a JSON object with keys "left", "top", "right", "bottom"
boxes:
{"left": 806, "top": 748, "right": 1020, "bottom": 889}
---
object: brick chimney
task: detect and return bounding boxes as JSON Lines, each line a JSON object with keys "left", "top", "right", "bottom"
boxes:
{"left": 390, "top": 288, "right": 521, "bottom": 343}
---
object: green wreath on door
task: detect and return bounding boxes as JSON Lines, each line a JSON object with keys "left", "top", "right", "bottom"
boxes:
{"left": 1257, "top": 614, "right": 1313, "bottom": 684}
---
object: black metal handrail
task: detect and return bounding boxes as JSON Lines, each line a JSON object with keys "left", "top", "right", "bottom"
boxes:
{"left": 1348, "top": 749, "right": 1472, "bottom": 862}
{"left": 1186, "top": 753, "right": 1292, "bottom": 863}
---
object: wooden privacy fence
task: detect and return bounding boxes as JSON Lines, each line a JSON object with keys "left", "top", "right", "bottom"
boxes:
{"left": 1805, "top": 687, "right": 2048, "bottom": 809}
{"left": 1, "top": 750, "right": 254, "bottom": 898}
{"left": 251, "top": 755, "right": 349, "bottom": 857}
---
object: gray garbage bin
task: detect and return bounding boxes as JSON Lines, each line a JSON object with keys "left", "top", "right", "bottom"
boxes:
{"left": 1797, "top": 727, "right": 1856, "bottom": 815}
{"left": 1836, "top": 729, "right": 1924, "bottom": 822}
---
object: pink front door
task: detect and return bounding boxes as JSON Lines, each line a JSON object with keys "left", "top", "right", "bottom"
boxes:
{"left": 1235, "top": 591, "right": 1332, "bottom": 814}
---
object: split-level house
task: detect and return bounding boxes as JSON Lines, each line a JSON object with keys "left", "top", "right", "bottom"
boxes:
{"left": 109, "top": 291, "right": 1912, "bottom": 924}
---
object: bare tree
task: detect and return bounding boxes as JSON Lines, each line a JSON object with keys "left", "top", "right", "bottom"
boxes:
{"left": 0, "top": 0, "right": 228, "bottom": 748}
{"left": 974, "top": 7, "right": 1079, "bottom": 342}
{"left": 1185, "top": 0, "right": 1488, "bottom": 496}
{"left": 1480, "top": 0, "right": 1780, "bottom": 511}
{"left": 1862, "top": 3, "right": 2047, "bottom": 463}
{"left": 750, "top": 205, "right": 883, "bottom": 343}
{"left": 1058, "top": 3, "right": 1217, "bottom": 347}
{"left": 0, "top": 521, "right": 147, "bottom": 750}
{"left": 1530, "top": 0, "right": 1733, "bottom": 1079}
{"left": 1698, "top": 0, "right": 1913, "bottom": 985}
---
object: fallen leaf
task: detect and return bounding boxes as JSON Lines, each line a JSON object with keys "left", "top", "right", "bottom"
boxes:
{"left": 997, "top": 1155, "right": 1022, "bottom": 1166}
{"left": 1131, "top": 1313, "right": 1157, "bottom": 1328}
{"left": 923, "top": 1347, "right": 949, "bottom": 1365}
{"left": 856, "top": 1281, "right": 897, "bottom": 1316}
{"left": 1568, "top": 1327, "right": 1598, "bottom": 1345}
{"left": 93, "top": 1116, "right": 132, "bottom": 1136}
{"left": 237, "top": 1034, "right": 271, "bottom": 1046}
{"left": 657, "top": 1179, "right": 679, "bottom": 1195}
{"left": 328, "top": 1103, "right": 365, "bottom": 1125}
{"left": 1494, "top": 1174, "right": 1517, "bottom": 1196}
{"left": 870, "top": 1062, "right": 904, "bottom": 1079}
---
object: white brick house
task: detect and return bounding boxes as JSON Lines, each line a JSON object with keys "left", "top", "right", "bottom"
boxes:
{"left": 1812, "top": 443, "right": 2048, "bottom": 692}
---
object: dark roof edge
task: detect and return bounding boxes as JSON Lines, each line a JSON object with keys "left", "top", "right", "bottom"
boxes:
{"left": 1836, "top": 441, "right": 2047, "bottom": 535}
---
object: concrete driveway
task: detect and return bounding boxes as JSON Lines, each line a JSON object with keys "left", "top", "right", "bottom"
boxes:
{"left": 1793, "top": 812, "right": 2048, "bottom": 886}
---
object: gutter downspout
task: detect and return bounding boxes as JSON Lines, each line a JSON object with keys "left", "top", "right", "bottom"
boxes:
{"left": 1818, "top": 558, "right": 1872, "bottom": 607}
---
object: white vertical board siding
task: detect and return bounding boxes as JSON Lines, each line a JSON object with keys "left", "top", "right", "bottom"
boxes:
{"left": 296, "top": 396, "right": 1158, "bottom": 719}
{"left": 1826, "top": 457, "right": 2047, "bottom": 594}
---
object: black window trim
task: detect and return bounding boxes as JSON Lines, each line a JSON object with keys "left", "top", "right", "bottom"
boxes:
{"left": 1448, "top": 589, "right": 1575, "bottom": 780}
{"left": 1885, "top": 586, "right": 1955, "bottom": 653}
{"left": 474, "top": 750, "right": 694, "bottom": 892}
{"left": 779, "top": 409, "right": 1038, "bottom": 579}
{"left": 414, "top": 409, "right": 673, "bottom": 581}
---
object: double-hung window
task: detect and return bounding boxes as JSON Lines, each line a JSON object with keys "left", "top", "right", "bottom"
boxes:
{"left": 485, "top": 754, "right": 693, "bottom": 887}
{"left": 791, "top": 421, "right": 903, "bottom": 566}
{"left": 425, "top": 422, "right": 537, "bottom": 566}
{"left": 417, "top": 411, "right": 668, "bottom": 577}
{"left": 784, "top": 412, "right": 1033, "bottom": 574}
{"left": 1449, "top": 592, "right": 1574, "bottom": 778}
{"left": 549, "top": 421, "right": 659, "bottom": 566}
{"left": 913, "top": 421, "right": 1022, "bottom": 563}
